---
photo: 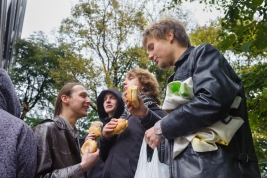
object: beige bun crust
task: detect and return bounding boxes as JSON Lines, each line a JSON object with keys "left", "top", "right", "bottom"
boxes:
{"left": 88, "top": 126, "right": 101, "bottom": 138}
{"left": 113, "top": 118, "right": 128, "bottom": 134}
{"left": 81, "top": 139, "right": 97, "bottom": 155}
{"left": 127, "top": 85, "right": 140, "bottom": 108}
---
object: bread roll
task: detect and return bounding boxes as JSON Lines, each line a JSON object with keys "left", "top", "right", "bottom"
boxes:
{"left": 88, "top": 121, "right": 103, "bottom": 139}
{"left": 81, "top": 139, "right": 97, "bottom": 155}
{"left": 113, "top": 118, "right": 128, "bottom": 134}
{"left": 127, "top": 85, "right": 140, "bottom": 108}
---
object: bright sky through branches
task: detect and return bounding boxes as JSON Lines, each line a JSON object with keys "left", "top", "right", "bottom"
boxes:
{"left": 21, "top": 0, "right": 222, "bottom": 39}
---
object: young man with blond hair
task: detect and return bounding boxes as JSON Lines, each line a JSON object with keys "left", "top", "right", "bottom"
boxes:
{"left": 126, "top": 18, "right": 261, "bottom": 177}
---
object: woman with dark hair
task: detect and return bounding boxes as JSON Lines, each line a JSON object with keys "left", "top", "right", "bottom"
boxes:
{"left": 99, "top": 68, "right": 167, "bottom": 178}
{"left": 33, "top": 83, "right": 99, "bottom": 178}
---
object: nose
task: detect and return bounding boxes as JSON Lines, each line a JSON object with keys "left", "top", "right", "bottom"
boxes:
{"left": 148, "top": 52, "right": 154, "bottom": 61}
{"left": 105, "top": 97, "right": 111, "bottom": 103}
{"left": 122, "top": 80, "right": 126, "bottom": 86}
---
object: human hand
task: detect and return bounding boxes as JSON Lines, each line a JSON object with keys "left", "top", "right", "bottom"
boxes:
{"left": 125, "top": 95, "right": 148, "bottom": 118}
{"left": 85, "top": 133, "right": 96, "bottom": 141}
{"left": 102, "top": 119, "right": 117, "bottom": 139}
{"left": 80, "top": 147, "right": 99, "bottom": 172}
{"left": 144, "top": 125, "right": 164, "bottom": 149}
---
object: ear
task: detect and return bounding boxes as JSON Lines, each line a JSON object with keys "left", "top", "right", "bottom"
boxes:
{"left": 166, "top": 31, "right": 174, "bottom": 43}
{"left": 61, "top": 95, "right": 69, "bottom": 104}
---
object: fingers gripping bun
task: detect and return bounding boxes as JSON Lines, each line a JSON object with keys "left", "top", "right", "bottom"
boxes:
{"left": 88, "top": 126, "right": 101, "bottom": 138}
{"left": 88, "top": 121, "right": 103, "bottom": 139}
{"left": 127, "top": 85, "right": 140, "bottom": 108}
{"left": 113, "top": 118, "right": 128, "bottom": 134}
{"left": 81, "top": 139, "right": 97, "bottom": 155}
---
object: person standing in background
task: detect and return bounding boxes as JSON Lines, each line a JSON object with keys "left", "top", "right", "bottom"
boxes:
{"left": 84, "top": 89, "right": 125, "bottom": 178}
{"left": 0, "top": 68, "right": 37, "bottom": 178}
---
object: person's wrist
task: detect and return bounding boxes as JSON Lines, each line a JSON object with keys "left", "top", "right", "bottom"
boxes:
{"left": 154, "top": 121, "right": 164, "bottom": 138}
{"left": 80, "top": 162, "right": 87, "bottom": 172}
{"left": 139, "top": 107, "right": 149, "bottom": 119}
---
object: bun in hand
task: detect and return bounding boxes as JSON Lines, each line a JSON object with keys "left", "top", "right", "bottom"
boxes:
{"left": 81, "top": 139, "right": 98, "bottom": 155}
{"left": 88, "top": 121, "right": 103, "bottom": 139}
{"left": 113, "top": 118, "right": 128, "bottom": 134}
{"left": 127, "top": 85, "right": 140, "bottom": 108}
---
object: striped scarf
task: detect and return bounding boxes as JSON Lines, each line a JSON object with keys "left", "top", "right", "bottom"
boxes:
{"left": 124, "top": 93, "right": 157, "bottom": 117}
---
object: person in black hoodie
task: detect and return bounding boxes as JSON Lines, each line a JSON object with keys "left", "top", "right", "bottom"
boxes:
{"left": 85, "top": 89, "right": 125, "bottom": 178}
{"left": 100, "top": 68, "right": 167, "bottom": 178}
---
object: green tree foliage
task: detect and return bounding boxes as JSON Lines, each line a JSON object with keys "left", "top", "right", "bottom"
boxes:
{"left": 9, "top": 32, "right": 59, "bottom": 120}
{"left": 58, "top": 0, "right": 150, "bottom": 92}
{"left": 239, "top": 63, "right": 267, "bottom": 174}
{"left": 167, "top": 0, "right": 267, "bottom": 54}
{"left": 9, "top": 32, "right": 98, "bottom": 125}
{"left": 190, "top": 20, "right": 221, "bottom": 47}
{"left": 50, "top": 43, "right": 101, "bottom": 112}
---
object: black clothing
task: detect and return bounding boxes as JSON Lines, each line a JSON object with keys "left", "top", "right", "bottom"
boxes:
{"left": 148, "top": 44, "right": 261, "bottom": 177}
{"left": 97, "top": 89, "right": 125, "bottom": 125}
{"left": 86, "top": 89, "right": 125, "bottom": 178}
{"left": 100, "top": 97, "right": 167, "bottom": 178}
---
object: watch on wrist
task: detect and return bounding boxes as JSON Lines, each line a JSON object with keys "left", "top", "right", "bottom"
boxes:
{"left": 154, "top": 122, "right": 164, "bottom": 138}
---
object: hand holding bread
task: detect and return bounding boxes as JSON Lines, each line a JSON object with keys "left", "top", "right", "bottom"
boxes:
{"left": 88, "top": 121, "right": 103, "bottom": 139}
{"left": 125, "top": 85, "right": 149, "bottom": 118}
{"left": 113, "top": 118, "right": 128, "bottom": 134}
{"left": 127, "top": 85, "right": 140, "bottom": 108}
{"left": 102, "top": 118, "right": 128, "bottom": 138}
{"left": 81, "top": 139, "right": 98, "bottom": 155}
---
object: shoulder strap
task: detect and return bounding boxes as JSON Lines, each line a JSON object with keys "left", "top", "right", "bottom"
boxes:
{"left": 38, "top": 119, "right": 54, "bottom": 125}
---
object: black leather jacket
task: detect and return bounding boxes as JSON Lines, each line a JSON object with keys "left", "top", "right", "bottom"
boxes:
{"left": 33, "top": 116, "right": 85, "bottom": 178}
{"left": 151, "top": 44, "right": 260, "bottom": 178}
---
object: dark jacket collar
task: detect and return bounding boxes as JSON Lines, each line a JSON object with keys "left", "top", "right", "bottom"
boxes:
{"left": 174, "top": 46, "right": 195, "bottom": 71}
{"left": 168, "top": 46, "right": 195, "bottom": 83}
{"left": 54, "top": 115, "right": 79, "bottom": 138}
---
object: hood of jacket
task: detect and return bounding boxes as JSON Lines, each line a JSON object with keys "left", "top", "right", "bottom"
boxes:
{"left": 0, "top": 69, "right": 21, "bottom": 118}
{"left": 97, "top": 89, "right": 125, "bottom": 124}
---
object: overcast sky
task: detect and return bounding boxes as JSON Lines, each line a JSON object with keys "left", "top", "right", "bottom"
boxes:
{"left": 21, "top": 0, "right": 221, "bottom": 39}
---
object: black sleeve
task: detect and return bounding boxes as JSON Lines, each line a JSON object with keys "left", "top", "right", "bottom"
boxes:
{"left": 140, "top": 107, "right": 167, "bottom": 130}
{"left": 99, "top": 135, "right": 117, "bottom": 162}
{"left": 161, "top": 44, "right": 241, "bottom": 139}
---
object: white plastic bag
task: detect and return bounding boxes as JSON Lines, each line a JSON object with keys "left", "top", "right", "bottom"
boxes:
{"left": 134, "top": 138, "right": 169, "bottom": 178}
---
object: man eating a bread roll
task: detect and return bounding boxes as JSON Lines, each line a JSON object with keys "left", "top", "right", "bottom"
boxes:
{"left": 84, "top": 89, "right": 125, "bottom": 178}
{"left": 33, "top": 83, "right": 100, "bottom": 178}
{"left": 99, "top": 68, "right": 167, "bottom": 178}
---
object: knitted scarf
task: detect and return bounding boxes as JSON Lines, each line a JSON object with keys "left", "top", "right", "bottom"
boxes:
{"left": 124, "top": 93, "right": 158, "bottom": 117}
